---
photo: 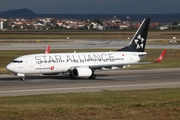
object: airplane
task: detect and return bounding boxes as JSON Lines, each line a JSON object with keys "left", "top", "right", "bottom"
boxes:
{"left": 6, "top": 18, "right": 150, "bottom": 81}
{"left": 155, "top": 49, "right": 166, "bottom": 63}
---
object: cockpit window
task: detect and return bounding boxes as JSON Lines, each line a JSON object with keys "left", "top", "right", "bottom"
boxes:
{"left": 12, "top": 60, "right": 23, "bottom": 63}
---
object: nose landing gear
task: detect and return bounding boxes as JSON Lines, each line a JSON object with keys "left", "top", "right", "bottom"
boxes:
{"left": 20, "top": 77, "right": 25, "bottom": 81}
{"left": 16, "top": 73, "right": 25, "bottom": 81}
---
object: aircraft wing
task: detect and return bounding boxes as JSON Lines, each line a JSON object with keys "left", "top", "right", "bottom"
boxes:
{"left": 89, "top": 62, "right": 150, "bottom": 70}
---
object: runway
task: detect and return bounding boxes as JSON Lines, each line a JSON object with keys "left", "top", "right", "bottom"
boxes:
{"left": 1, "top": 39, "right": 180, "bottom": 50}
{"left": 0, "top": 68, "right": 180, "bottom": 96}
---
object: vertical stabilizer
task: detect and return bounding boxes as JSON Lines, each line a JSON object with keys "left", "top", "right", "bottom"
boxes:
{"left": 118, "top": 18, "right": 150, "bottom": 52}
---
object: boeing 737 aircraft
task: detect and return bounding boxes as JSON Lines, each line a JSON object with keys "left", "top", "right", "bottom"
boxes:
{"left": 7, "top": 18, "right": 150, "bottom": 81}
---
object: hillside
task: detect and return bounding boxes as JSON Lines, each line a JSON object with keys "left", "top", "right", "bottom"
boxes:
{"left": 0, "top": 8, "right": 36, "bottom": 15}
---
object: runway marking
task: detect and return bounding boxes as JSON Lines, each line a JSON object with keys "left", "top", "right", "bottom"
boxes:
{"left": 0, "top": 82, "right": 180, "bottom": 93}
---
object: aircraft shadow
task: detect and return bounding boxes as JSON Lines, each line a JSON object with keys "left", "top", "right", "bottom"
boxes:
{"left": 0, "top": 74, "right": 110, "bottom": 81}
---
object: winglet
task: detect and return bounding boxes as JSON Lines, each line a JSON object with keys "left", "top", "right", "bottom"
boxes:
{"left": 45, "top": 45, "right": 50, "bottom": 54}
{"left": 155, "top": 49, "right": 166, "bottom": 63}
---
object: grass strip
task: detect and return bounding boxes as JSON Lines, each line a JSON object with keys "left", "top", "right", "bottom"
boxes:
{"left": 0, "top": 88, "right": 180, "bottom": 120}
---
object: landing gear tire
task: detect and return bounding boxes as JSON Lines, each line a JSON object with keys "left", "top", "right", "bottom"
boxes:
{"left": 21, "top": 77, "right": 25, "bottom": 81}
{"left": 88, "top": 74, "right": 96, "bottom": 79}
{"left": 69, "top": 73, "right": 75, "bottom": 78}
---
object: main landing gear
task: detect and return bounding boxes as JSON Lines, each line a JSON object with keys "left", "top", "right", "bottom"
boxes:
{"left": 88, "top": 70, "right": 96, "bottom": 79}
{"left": 69, "top": 73, "right": 74, "bottom": 78}
{"left": 88, "top": 73, "right": 96, "bottom": 79}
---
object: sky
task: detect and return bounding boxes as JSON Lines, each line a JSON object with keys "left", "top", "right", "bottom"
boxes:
{"left": 0, "top": 0, "right": 180, "bottom": 14}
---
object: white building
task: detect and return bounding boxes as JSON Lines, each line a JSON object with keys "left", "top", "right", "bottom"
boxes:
{"left": 0, "top": 21, "right": 3, "bottom": 29}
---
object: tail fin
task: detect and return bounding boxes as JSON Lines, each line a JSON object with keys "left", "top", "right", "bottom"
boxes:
{"left": 45, "top": 45, "right": 50, "bottom": 54}
{"left": 155, "top": 49, "right": 166, "bottom": 63}
{"left": 118, "top": 18, "right": 150, "bottom": 52}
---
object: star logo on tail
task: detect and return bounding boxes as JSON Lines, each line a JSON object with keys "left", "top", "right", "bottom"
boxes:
{"left": 134, "top": 35, "right": 145, "bottom": 50}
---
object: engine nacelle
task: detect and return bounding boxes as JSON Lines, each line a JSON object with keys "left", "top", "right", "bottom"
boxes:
{"left": 72, "top": 67, "right": 92, "bottom": 77}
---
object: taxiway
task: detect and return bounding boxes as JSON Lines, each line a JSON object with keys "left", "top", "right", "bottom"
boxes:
{"left": 0, "top": 68, "right": 180, "bottom": 96}
{"left": 0, "top": 39, "right": 180, "bottom": 50}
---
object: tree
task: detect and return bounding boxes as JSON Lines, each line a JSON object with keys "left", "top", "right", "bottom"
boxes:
{"left": 25, "top": 25, "right": 35, "bottom": 30}
{"left": 93, "top": 19, "right": 103, "bottom": 26}
{"left": 13, "top": 25, "right": 21, "bottom": 29}
{"left": 3, "top": 19, "right": 12, "bottom": 29}
{"left": 172, "top": 22, "right": 179, "bottom": 25}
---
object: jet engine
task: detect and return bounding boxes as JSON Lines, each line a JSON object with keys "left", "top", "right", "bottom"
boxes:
{"left": 72, "top": 67, "right": 92, "bottom": 77}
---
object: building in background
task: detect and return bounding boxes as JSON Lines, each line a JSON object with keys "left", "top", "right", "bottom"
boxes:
{"left": 0, "top": 21, "right": 3, "bottom": 29}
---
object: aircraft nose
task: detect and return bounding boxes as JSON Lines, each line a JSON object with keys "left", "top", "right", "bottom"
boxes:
{"left": 6, "top": 63, "right": 15, "bottom": 72}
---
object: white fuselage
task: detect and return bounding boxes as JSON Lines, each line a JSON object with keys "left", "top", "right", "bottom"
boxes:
{"left": 6, "top": 51, "right": 146, "bottom": 74}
